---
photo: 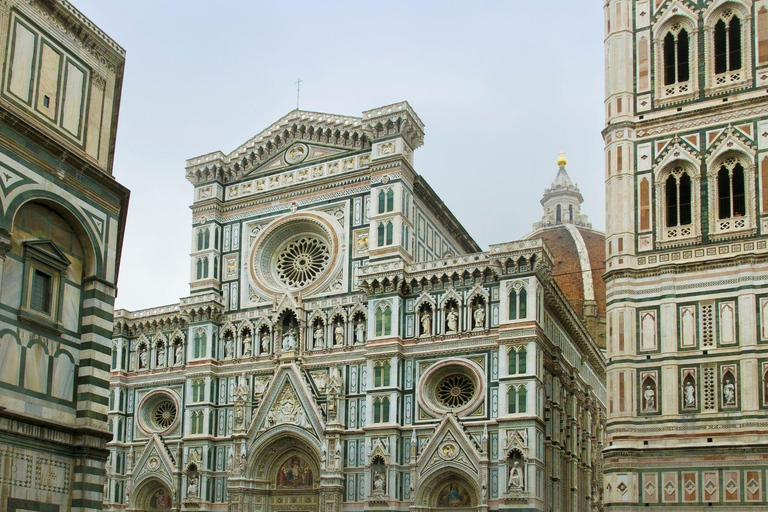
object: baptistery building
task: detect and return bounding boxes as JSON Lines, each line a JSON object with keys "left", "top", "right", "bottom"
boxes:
{"left": 105, "top": 103, "right": 606, "bottom": 512}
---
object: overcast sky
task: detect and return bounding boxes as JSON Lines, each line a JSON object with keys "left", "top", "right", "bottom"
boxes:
{"left": 74, "top": 1, "right": 605, "bottom": 311}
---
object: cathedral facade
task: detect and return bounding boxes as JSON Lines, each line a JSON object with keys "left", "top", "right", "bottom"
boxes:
{"left": 106, "top": 104, "right": 606, "bottom": 512}
{"left": 0, "top": 1, "right": 128, "bottom": 512}
{"left": 603, "top": 0, "right": 768, "bottom": 508}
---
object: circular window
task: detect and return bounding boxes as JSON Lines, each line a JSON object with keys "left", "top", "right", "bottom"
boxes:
{"left": 152, "top": 400, "right": 177, "bottom": 429}
{"left": 436, "top": 374, "right": 475, "bottom": 409}
{"left": 137, "top": 390, "right": 180, "bottom": 434}
{"left": 419, "top": 359, "right": 485, "bottom": 417}
{"left": 249, "top": 212, "right": 341, "bottom": 297}
{"left": 275, "top": 236, "right": 331, "bottom": 288}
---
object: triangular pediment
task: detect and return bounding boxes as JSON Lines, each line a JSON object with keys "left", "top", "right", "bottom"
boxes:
{"left": 417, "top": 414, "right": 481, "bottom": 481}
{"left": 23, "top": 240, "right": 70, "bottom": 267}
{"left": 249, "top": 363, "right": 324, "bottom": 441}
{"left": 244, "top": 142, "right": 353, "bottom": 179}
{"left": 133, "top": 434, "right": 176, "bottom": 487}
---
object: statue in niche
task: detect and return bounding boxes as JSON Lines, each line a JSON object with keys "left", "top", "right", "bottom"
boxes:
{"left": 723, "top": 378, "right": 736, "bottom": 406}
{"left": 446, "top": 307, "right": 459, "bottom": 333}
{"left": 313, "top": 325, "right": 324, "bottom": 348}
{"left": 224, "top": 337, "right": 234, "bottom": 359}
{"left": 281, "top": 329, "right": 297, "bottom": 352}
{"left": 334, "top": 322, "right": 344, "bottom": 346}
{"left": 643, "top": 383, "right": 655, "bottom": 412}
{"left": 187, "top": 474, "right": 199, "bottom": 497}
{"left": 355, "top": 321, "right": 366, "bottom": 343}
{"left": 509, "top": 461, "right": 524, "bottom": 490}
{"left": 473, "top": 305, "right": 485, "bottom": 329}
{"left": 420, "top": 310, "right": 432, "bottom": 336}
{"left": 174, "top": 344, "right": 183, "bottom": 365}
{"left": 684, "top": 380, "right": 696, "bottom": 408}
{"left": 156, "top": 344, "right": 165, "bottom": 367}
{"left": 373, "top": 469, "right": 386, "bottom": 494}
{"left": 261, "top": 332, "right": 270, "bottom": 353}
{"left": 138, "top": 346, "right": 148, "bottom": 369}
{"left": 242, "top": 336, "right": 252, "bottom": 356}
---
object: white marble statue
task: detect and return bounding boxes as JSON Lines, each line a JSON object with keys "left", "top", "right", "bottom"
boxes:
{"left": 224, "top": 337, "right": 234, "bottom": 358}
{"left": 509, "top": 461, "right": 523, "bottom": 489}
{"left": 187, "top": 475, "right": 198, "bottom": 497}
{"left": 643, "top": 385, "right": 655, "bottom": 411}
{"left": 281, "top": 329, "right": 296, "bottom": 352}
{"left": 684, "top": 381, "right": 696, "bottom": 407}
{"left": 474, "top": 306, "right": 485, "bottom": 329}
{"left": 314, "top": 325, "right": 324, "bottom": 348}
{"left": 446, "top": 307, "right": 459, "bottom": 333}
{"left": 174, "top": 344, "right": 183, "bottom": 365}
{"left": 355, "top": 321, "right": 366, "bottom": 343}
{"left": 723, "top": 379, "right": 735, "bottom": 405}
{"left": 242, "top": 336, "right": 252, "bottom": 356}
{"left": 156, "top": 344, "right": 165, "bottom": 367}
{"left": 138, "top": 347, "right": 148, "bottom": 369}
{"left": 261, "top": 333, "right": 270, "bottom": 353}
{"left": 334, "top": 324, "right": 344, "bottom": 345}
{"left": 420, "top": 310, "right": 431, "bottom": 336}
{"left": 373, "top": 469, "right": 386, "bottom": 493}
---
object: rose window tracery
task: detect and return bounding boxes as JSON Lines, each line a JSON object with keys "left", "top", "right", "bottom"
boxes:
{"left": 275, "top": 236, "right": 330, "bottom": 288}
{"left": 153, "top": 400, "right": 177, "bottom": 429}
{"left": 419, "top": 359, "right": 485, "bottom": 416}
{"left": 137, "top": 391, "right": 181, "bottom": 434}
{"left": 436, "top": 375, "right": 475, "bottom": 408}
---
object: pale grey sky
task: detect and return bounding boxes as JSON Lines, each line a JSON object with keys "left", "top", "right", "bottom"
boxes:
{"left": 74, "top": 1, "right": 606, "bottom": 311}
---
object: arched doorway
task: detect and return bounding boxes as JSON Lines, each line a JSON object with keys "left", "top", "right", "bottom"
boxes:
{"left": 231, "top": 430, "right": 327, "bottom": 512}
{"left": 131, "top": 477, "right": 175, "bottom": 511}
{"left": 415, "top": 469, "right": 482, "bottom": 512}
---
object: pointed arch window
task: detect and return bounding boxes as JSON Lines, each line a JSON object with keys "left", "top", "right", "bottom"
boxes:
{"left": 508, "top": 287, "right": 528, "bottom": 321}
{"left": 385, "top": 221, "right": 393, "bottom": 245}
{"left": 197, "top": 229, "right": 204, "bottom": 250}
{"left": 204, "top": 228, "right": 210, "bottom": 248}
{"left": 715, "top": 14, "right": 742, "bottom": 74}
{"left": 386, "top": 189, "right": 394, "bottom": 212}
{"left": 663, "top": 28, "right": 690, "bottom": 85}
{"left": 556, "top": 205, "right": 562, "bottom": 224}
{"left": 665, "top": 170, "right": 692, "bottom": 227}
{"left": 375, "top": 305, "right": 392, "bottom": 337}
{"left": 717, "top": 161, "right": 745, "bottom": 219}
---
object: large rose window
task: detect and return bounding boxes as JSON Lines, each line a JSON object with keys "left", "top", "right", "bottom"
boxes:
{"left": 249, "top": 212, "right": 342, "bottom": 296}
{"left": 275, "top": 236, "right": 331, "bottom": 288}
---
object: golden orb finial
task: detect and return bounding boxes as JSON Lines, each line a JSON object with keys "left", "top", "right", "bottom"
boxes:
{"left": 557, "top": 152, "right": 568, "bottom": 168}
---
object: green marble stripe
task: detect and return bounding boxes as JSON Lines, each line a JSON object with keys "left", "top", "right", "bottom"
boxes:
{"left": 76, "top": 374, "right": 110, "bottom": 389}
{"left": 70, "top": 498, "right": 103, "bottom": 509}
{"left": 81, "top": 322, "right": 113, "bottom": 339}
{"left": 79, "top": 357, "right": 110, "bottom": 372}
{"left": 76, "top": 409, "right": 107, "bottom": 422}
{"left": 74, "top": 465, "right": 105, "bottom": 476}
{"left": 607, "top": 411, "right": 768, "bottom": 425}
{"left": 79, "top": 340, "right": 112, "bottom": 356}
{"left": 77, "top": 391, "right": 109, "bottom": 405}
{"left": 71, "top": 481, "right": 104, "bottom": 493}
{"left": 81, "top": 306, "right": 114, "bottom": 322}
{"left": 82, "top": 287, "right": 115, "bottom": 305}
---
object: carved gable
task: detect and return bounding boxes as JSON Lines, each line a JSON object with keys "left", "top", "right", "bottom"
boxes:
{"left": 249, "top": 363, "right": 324, "bottom": 440}
{"left": 133, "top": 434, "right": 176, "bottom": 487}
{"left": 417, "top": 414, "right": 481, "bottom": 481}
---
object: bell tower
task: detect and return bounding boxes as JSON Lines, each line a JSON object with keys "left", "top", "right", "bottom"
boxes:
{"left": 603, "top": 0, "right": 768, "bottom": 508}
